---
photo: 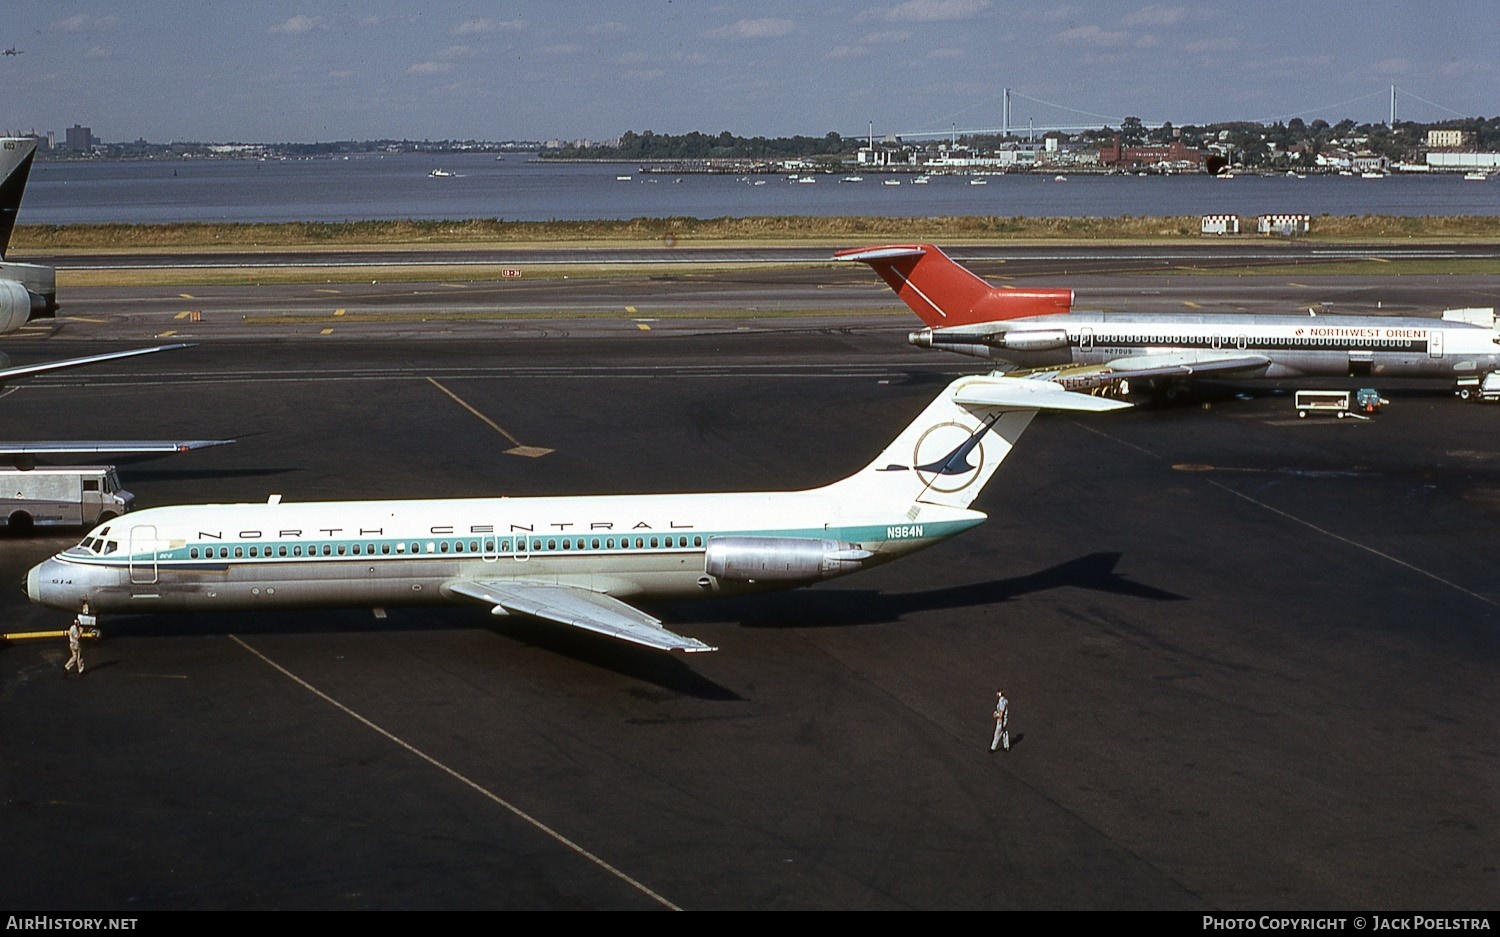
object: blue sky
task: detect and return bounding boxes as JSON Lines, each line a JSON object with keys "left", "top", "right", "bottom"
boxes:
{"left": 5, "top": 2, "right": 1497, "bottom": 143}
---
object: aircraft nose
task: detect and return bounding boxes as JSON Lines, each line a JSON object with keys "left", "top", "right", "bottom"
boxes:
{"left": 24, "top": 557, "right": 71, "bottom": 609}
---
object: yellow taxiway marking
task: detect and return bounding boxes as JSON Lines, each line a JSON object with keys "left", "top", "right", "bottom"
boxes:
{"left": 178, "top": 293, "right": 195, "bottom": 299}
{"left": 60, "top": 316, "right": 109, "bottom": 324}
{"left": 320, "top": 328, "right": 334, "bottom": 335}
{"left": 1368, "top": 256, "right": 1391, "bottom": 263}
{"left": 636, "top": 323, "right": 651, "bottom": 331}
{"left": 156, "top": 330, "right": 177, "bottom": 338}
{"left": 425, "top": 377, "right": 553, "bottom": 457}
{"left": 315, "top": 288, "right": 341, "bottom": 294}
{"left": 334, "top": 309, "right": 346, "bottom": 316}
{"left": 625, "top": 306, "right": 637, "bottom": 313}
{"left": 1182, "top": 300, "right": 1201, "bottom": 308}
{"left": 230, "top": 634, "right": 680, "bottom": 910}
{"left": 174, "top": 310, "right": 192, "bottom": 320}
{"left": 1288, "top": 282, "right": 1310, "bottom": 288}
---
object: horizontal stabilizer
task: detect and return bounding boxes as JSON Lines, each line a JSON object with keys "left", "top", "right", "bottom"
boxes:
{"left": 954, "top": 376, "right": 1132, "bottom": 413}
{"left": 444, "top": 579, "right": 716, "bottom": 653}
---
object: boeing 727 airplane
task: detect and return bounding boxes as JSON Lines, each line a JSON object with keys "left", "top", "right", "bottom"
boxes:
{"left": 27, "top": 375, "right": 1127, "bottom": 654}
{"left": 838, "top": 243, "right": 1500, "bottom": 395}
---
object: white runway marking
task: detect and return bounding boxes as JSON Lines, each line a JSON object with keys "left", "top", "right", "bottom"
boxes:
{"left": 229, "top": 634, "right": 682, "bottom": 910}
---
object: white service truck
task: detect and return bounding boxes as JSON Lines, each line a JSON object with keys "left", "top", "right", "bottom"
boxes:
{"left": 1, "top": 466, "right": 134, "bottom": 532}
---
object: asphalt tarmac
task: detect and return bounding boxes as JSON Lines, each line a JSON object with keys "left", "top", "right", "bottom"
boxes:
{"left": 2, "top": 258, "right": 1498, "bottom": 911}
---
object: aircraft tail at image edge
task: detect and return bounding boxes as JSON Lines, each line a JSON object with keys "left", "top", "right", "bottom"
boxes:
{"left": 0, "top": 138, "right": 38, "bottom": 259}
{"left": 835, "top": 243, "right": 1073, "bottom": 327}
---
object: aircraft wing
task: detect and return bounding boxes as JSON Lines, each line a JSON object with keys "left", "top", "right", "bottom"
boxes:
{"left": 0, "top": 342, "right": 194, "bottom": 385}
{"left": 0, "top": 439, "right": 234, "bottom": 467}
{"left": 1099, "top": 351, "right": 1272, "bottom": 379}
{"left": 444, "top": 579, "right": 717, "bottom": 653}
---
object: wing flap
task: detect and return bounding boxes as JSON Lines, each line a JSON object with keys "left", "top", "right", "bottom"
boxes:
{"left": 445, "top": 579, "right": 716, "bottom": 653}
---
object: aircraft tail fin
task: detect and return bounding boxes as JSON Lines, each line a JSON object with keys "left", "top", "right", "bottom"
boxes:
{"left": 835, "top": 243, "right": 1073, "bottom": 327}
{"left": 0, "top": 138, "right": 38, "bottom": 259}
{"left": 824, "top": 373, "right": 1127, "bottom": 511}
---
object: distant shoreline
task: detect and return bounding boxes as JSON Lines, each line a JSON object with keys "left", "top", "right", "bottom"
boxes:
{"left": 14, "top": 214, "right": 1500, "bottom": 252}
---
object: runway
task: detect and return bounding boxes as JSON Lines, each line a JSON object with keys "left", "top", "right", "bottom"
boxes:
{"left": 2, "top": 255, "right": 1499, "bottom": 911}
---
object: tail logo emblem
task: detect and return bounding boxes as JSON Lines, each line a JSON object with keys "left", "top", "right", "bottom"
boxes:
{"left": 880, "top": 414, "right": 999, "bottom": 494}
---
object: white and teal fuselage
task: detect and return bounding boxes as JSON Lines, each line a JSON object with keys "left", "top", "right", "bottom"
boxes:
{"left": 27, "top": 374, "right": 1128, "bottom": 651}
{"left": 28, "top": 491, "right": 983, "bottom": 613}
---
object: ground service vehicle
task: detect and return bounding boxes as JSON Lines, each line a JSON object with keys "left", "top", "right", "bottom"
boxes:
{"left": 1, "top": 466, "right": 133, "bottom": 531}
{"left": 1295, "top": 390, "right": 1354, "bottom": 418}
{"left": 1454, "top": 372, "right": 1500, "bottom": 402}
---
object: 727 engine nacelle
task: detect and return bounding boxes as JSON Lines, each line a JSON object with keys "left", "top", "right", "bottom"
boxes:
{"left": 910, "top": 327, "right": 1072, "bottom": 358}
{"left": 704, "top": 536, "right": 872, "bottom": 584}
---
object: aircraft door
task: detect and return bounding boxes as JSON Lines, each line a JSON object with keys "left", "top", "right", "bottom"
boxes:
{"left": 482, "top": 533, "right": 498, "bottom": 563}
{"left": 1078, "top": 327, "right": 1093, "bottom": 356}
{"left": 128, "top": 524, "right": 158, "bottom": 585}
{"left": 1430, "top": 330, "right": 1444, "bottom": 359}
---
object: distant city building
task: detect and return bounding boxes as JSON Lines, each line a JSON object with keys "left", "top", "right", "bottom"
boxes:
{"left": 64, "top": 124, "right": 94, "bottom": 150}
{"left": 1427, "top": 129, "right": 1466, "bottom": 149}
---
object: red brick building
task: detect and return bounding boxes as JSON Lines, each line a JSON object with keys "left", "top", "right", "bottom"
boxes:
{"left": 1099, "top": 135, "right": 1204, "bottom": 168}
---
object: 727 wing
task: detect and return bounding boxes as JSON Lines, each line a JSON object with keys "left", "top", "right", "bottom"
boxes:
{"left": 0, "top": 342, "right": 193, "bottom": 386}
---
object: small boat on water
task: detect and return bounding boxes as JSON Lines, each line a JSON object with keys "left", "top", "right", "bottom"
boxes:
{"left": 429, "top": 169, "right": 454, "bottom": 178}
{"left": 841, "top": 175, "right": 863, "bottom": 182}
{"left": 912, "top": 175, "right": 930, "bottom": 184}
{"left": 616, "top": 175, "right": 633, "bottom": 181}
{"left": 1464, "top": 171, "right": 1490, "bottom": 181}
{"left": 883, "top": 178, "right": 901, "bottom": 186}
{"left": 969, "top": 178, "right": 988, "bottom": 186}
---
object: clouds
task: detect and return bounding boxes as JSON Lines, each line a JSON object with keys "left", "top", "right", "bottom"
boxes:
{"left": 706, "top": 18, "right": 796, "bottom": 40}
{"left": 453, "top": 18, "right": 525, "bottom": 36}
{"left": 53, "top": 14, "right": 121, "bottom": 32}
{"left": 7, "top": 2, "right": 1495, "bottom": 146}
{"left": 879, "top": 0, "right": 991, "bottom": 22}
{"left": 269, "top": 15, "right": 325, "bottom": 35}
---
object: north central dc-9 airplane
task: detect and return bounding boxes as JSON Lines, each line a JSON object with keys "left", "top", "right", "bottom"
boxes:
{"left": 27, "top": 375, "right": 1126, "bottom": 654}
{"left": 837, "top": 243, "right": 1500, "bottom": 395}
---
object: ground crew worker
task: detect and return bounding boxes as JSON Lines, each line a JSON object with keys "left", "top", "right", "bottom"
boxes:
{"left": 65, "top": 606, "right": 87, "bottom": 675}
{"left": 990, "top": 688, "right": 1009, "bottom": 752}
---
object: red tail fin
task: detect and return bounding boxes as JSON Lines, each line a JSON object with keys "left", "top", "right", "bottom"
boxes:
{"left": 835, "top": 244, "right": 1072, "bottom": 327}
